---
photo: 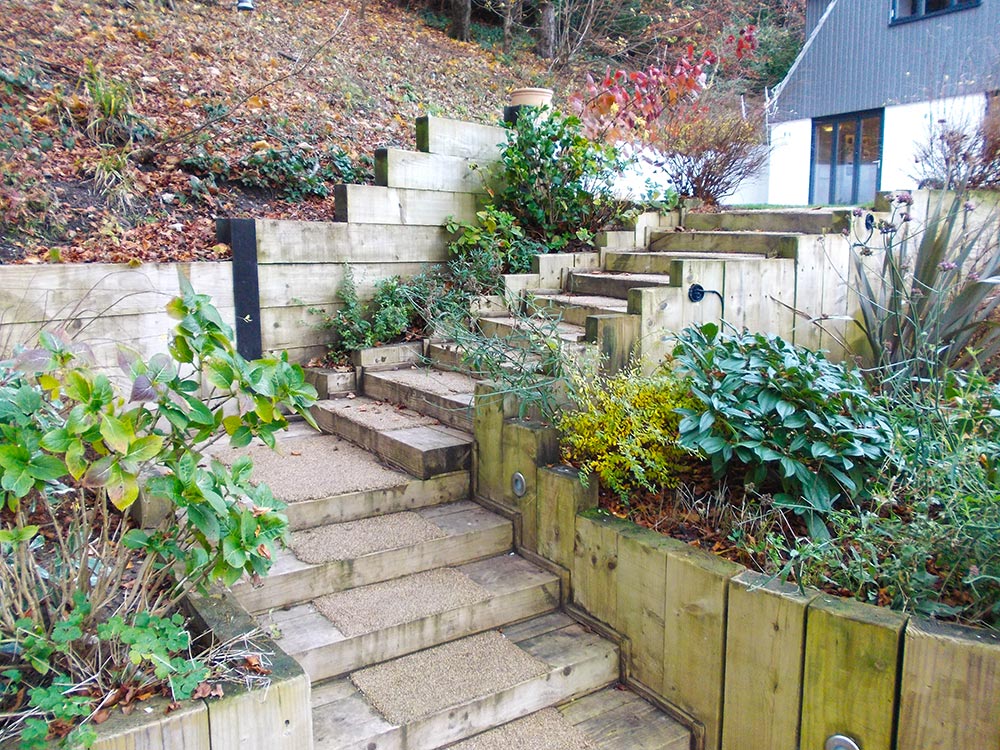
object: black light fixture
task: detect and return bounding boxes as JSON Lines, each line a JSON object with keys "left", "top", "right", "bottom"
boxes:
{"left": 688, "top": 283, "right": 725, "bottom": 318}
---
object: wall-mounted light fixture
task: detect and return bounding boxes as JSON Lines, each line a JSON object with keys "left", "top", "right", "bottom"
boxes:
{"left": 687, "top": 283, "right": 725, "bottom": 318}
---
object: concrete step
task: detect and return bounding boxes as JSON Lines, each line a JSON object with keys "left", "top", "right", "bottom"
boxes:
{"left": 684, "top": 208, "right": 848, "bottom": 234}
{"left": 527, "top": 293, "right": 628, "bottom": 327}
{"left": 234, "top": 501, "right": 511, "bottom": 613}
{"left": 567, "top": 271, "right": 673, "bottom": 300}
{"left": 363, "top": 367, "right": 478, "bottom": 432}
{"left": 311, "top": 396, "right": 472, "bottom": 479}
{"left": 649, "top": 229, "right": 799, "bottom": 258}
{"left": 444, "top": 686, "right": 691, "bottom": 750}
{"left": 311, "top": 612, "right": 619, "bottom": 750}
{"left": 264, "top": 555, "right": 560, "bottom": 684}
{"left": 477, "top": 315, "right": 588, "bottom": 344}
{"left": 603, "top": 250, "right": 762, "bottom": 275}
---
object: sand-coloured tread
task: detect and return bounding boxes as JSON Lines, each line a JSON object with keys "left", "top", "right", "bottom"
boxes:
{"left": 649, "top": 229, "right": 799, "bottom": 257}
{"left": 233, "top": 502, "right": 511, "bottom": 613}
{"left": 568, "top": 271, "right": 673, "bottom": 299}
{"left": 604, "top": 249, "right": 762, "bottom": 275}
{"left": 213, "top": 433, "right": 410, "bottom": 502}
{"left": 311, "top": 395, "right": 473, "bottom": 478}
{"left": 261, "top": 555, "right": 559, "bottom": 683}
{"left": 364, "top": 367, "right": 477, "bottom": 431}
{"left": 528, "top": 293, "right": 628, "bottom": 326}
{"left": 291, "top": 511, "right": 446, "bottom": 564}
{"left": 450, "top": 687, "right": 691, "bottom": 750}
{"left": 352, "top": 630, "right": 549, "bottom": 724}
{"left": 314, "top": 567, "right": 491, "bottom": 637}
{"left": 311, "top": 613, "right": 619, "bottom": 750}
{"left": 447, "top": 709, "right": 597, "bottom": 750}
{"left": 477, "top": 316, "right": 587, "bottom": 343}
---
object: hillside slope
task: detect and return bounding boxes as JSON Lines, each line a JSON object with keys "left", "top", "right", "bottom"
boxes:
{"left": 0, "top": 0, "right": 563, "bottom": 264}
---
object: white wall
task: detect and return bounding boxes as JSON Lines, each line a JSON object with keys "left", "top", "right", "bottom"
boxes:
{"left": 767, "top": 118, "right": 813, "bottom": 205}
{"left": 880, "top": 93, "right": 988, "bottom": 192}
{"left": 723, "top": 164, "right": 770, "bottom": 206}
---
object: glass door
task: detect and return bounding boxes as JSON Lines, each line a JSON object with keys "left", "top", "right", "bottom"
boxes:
{"left": 810, "top": 109, "right": 884, "bottom": 205}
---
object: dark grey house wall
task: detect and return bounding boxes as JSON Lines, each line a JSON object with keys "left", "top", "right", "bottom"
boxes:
{"left": 805, "top": 0, "right": 833, "bottom": 34}
{"left": 773, "top": 0, "right": 1000, "bottom": 122}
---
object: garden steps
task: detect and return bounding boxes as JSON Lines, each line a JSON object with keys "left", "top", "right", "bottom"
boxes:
{"left": 210, "top": 425, "right": 470, "bottom": 532}
{"left": 310, "top": 612, "right": 620, "bottom": 750}
{"left": 567, "top": 271, "right": 674, "bottom": 300}
{"left": 648, "top": 229, "right": 799, "bottom": 258}
{"left": 684, "top": 208, "right": 848, "bottom": 234}
{"left": 233, "top": 501, "right": 511, "bottom": 613}
{"left": 603, "top": 249, "right": 762, "bottom": 275}
{"left": 362, "top": 366, "right": 478, "bottom": 432}
{"left": 310, "top": 396, "right": 473, "bottom": 479}
{"left": 476, "top": 315, "right": 589, "bottom": 344}
{"left": 526, "top": 292, "right": 628, "bottom": 327}
{"left": 260, "top": 554, "right": 560, "bottom": 684}
{"left": 442, "top": 686, "right": 691, "bottom": 750}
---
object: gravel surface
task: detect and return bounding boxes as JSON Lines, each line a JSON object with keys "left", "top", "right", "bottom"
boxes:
{"left": 449, "top": 709, "right": 598, "bottom": 750}
{"left": 290, "top": 511, "right": 445, "bottom": 564}
{"left": 213, "top": 434, "right": 409, "bottom": 503}
{"left": 315, "top": 567, "right": 490, "bottom": 637}
{"left": 352, "top": 631, "right": 548, "bottom": 724}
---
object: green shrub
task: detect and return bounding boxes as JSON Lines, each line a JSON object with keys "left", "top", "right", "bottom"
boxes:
{"left": 673, "top": 323, "right": 893, "bottom": 539}
{"left": 312, "top": 269, "right": 423, "bottom": 358}
{"left": 560, "top": 367, "right": 702, "bottom": 499}
{"left": 445, "top": 206, "right": 548, "bottom": 291}
{"left": 487, "top": 108, "right": 633, "bottom": 250}
{"left": 0, "top": 278, "right": 316, "bottom": 747}
{"left": 234, "top": 143, "right": 371, "bottom": 201}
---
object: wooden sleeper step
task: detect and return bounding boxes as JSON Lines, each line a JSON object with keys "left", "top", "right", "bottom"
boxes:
{"left": 362, "top": 367, "right": 478, "bottom": 432}
{"left": 263, "top": 554, "right": 560, "bottom": 684}
{"left": 649, "top": 229, "right": 799, "bottom": 257}
{"left": 310, "top": 396, "right": 473, "bottom": 479}
{"left": 444, "top": 686, "right": 691, "bottom": 750}
{"left": 233, "top": 502, "right": 511, "bottom": 613}
{"left": 311, "top": 612, "right": 619, "bottom": 750}
{"left": 567, "top": 271, "right": 673, "bottom": 300}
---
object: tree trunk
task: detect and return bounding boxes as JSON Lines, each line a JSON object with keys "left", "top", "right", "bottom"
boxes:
{"left": 536, "top": 0, "right": 555, "bottom": 59}
{"left": 502, "top": 0, "right": 516, "bottom": 53}
{"left": 450, "top": 0, "right": 471, "bottom": 42}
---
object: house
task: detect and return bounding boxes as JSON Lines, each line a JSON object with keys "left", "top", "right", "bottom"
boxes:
{"left": 766, "top": 0, "right": 1000, "bottom": 205}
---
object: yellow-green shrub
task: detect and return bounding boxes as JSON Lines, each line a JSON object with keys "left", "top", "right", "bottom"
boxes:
{"left": 559, "top": 367, "right": 702, "bottom": 499}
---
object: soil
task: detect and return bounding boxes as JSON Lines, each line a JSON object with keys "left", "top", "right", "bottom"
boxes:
{"left": 0, "top": 0, "right": 577, "bottom": 265}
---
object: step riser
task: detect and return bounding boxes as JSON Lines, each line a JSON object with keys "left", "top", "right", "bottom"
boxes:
{"left": 685, "top": 211, "right": 846, "bottom": 234}
{"left": 284, "top": 471, "right": 470, "bottom": 531}
{"left": 311, "top": 404, "right": 472, "bottom": 479}
{"left": 295, "top": 583, "right": 560, "bottom": 683}
{"left": 531, "top": 301, "right": 617, "bottom": 327}
{"left": 567, "top": 274, "right": 668, "bottom": 300}
{"left": 363, "top": 375, "right": 473, "bottom": 432}
{"left": 477, "top": 318, "right": 587, "bottom": 344}
{"left": 238, "top": 524, "right": 512, "bottom": 613}
{"left": 604, "top": 253, "right": 680, "bottom": 276}
{"left": 649, "top": 231, "right": 798, "bottom": 257}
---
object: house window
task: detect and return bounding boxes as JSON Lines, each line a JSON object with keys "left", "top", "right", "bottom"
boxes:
{"left": 810, "top": 110, "right": 884, "bottom": 205}
{"left": 891, "top": 0, "right": 980, "bottom": 24}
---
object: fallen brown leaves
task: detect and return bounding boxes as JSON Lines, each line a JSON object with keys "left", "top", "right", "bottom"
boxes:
{"left": 0, "top": 0, "right": 564, "bottom": 265}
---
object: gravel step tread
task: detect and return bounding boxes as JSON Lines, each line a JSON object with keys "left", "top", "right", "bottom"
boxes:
{"left": 311, "top": 612, "right": 618, "bottom": 750}
{"left": 261, "top": 555, "right": 560, "bottom": 682}
{"left": 445, "top": 687, "right": 690, "bottom": 750}
{"left": 232, "top": 502, "right": 511, "bottom": 613}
